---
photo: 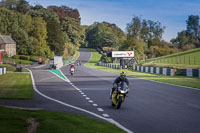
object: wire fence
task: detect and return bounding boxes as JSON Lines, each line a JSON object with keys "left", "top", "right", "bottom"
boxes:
{"left": 152, "top": 55, "right": 200, "bottom": 66}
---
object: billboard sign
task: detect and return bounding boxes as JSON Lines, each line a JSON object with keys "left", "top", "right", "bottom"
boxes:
{"left": 112, "top": 51, "right": 134, "bottom": 58}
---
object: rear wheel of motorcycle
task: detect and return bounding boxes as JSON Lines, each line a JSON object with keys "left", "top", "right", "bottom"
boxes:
{"left": 116, "top": 96, "right": 122, "bottom": 109}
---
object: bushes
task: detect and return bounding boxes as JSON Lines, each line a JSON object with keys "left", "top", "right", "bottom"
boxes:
{"left": 13, "top": 55, "right": 30, "bottom": 60}
{"left": 30, "top": 56, "right": 46, "bottom": 62}
{"left": 13, "top": 55, "right": 47, "bottom": 63}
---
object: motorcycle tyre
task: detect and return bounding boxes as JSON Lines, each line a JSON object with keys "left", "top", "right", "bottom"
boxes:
{"left": 116, "top": 96, "right": 123, "bottom": 109}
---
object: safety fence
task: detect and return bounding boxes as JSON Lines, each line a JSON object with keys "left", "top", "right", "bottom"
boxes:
{"left": 133, "top": 65, "right": 200, "bottom": 78}
{"left": 98, "top": 62, "right": 200, "bottom": 78}
{"left": 99, "top": 62, "right": 121, "bottom": 69}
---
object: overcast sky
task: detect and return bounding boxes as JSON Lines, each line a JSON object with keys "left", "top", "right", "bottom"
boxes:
{"left": 26, "top": 0, "right": 200, "bottom": 42}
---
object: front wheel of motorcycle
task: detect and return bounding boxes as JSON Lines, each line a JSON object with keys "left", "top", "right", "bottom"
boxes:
{"left": 116, "top": 96, "right": 123, "bottom": 109}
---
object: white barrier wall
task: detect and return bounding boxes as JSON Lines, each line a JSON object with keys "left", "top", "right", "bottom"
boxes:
{"left": 163, "top": 68, "right": 167, "bottom": 75}
{"left": 137, "top": 66, "right": 139, "bottom": 71}
{"left": 0, "top": 68, "right": 2, "bottom": 75}
{"left": 145, "top": 67, "right": 148, "bottom": 73}
{"left": 141, "top": 66, "right": 144, "bottom": 72}
{"left": 170, "top": 69, "right": 174, "bottom": 76}
{"left": 3, "top": 67, "right": 6, "bottom": 74}
{"left": 186, "top": 69, "right": 193, "bottom": 77}
{"left": 199, "top": 69, "right": 200, "bottom": 78}
{"left": 156, "top": 67, "right": 160, "bottom": 74}
{"left": 150, "top": 67, "right": 153, "bottom": 73}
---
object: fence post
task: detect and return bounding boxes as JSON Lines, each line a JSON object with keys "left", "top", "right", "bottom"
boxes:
{"left": 189, "top": 56, "right": 190, "bottom": 65}
{"left": 194, "top": 56, "right": 196, "bottom": 65}
{"left": 184, "top": 56, "right": 185, "bottom": 64}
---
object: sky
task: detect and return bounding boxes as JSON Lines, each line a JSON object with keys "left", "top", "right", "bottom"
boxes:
{"left": 26, "top": 0, "right": 200, "bottom": 42}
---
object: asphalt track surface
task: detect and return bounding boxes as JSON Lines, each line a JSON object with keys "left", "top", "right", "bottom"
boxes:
{"left": 1, "top": 48, "right": 200, "bottom": 133}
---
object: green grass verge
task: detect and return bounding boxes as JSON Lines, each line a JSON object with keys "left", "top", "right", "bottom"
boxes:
{"left": 64, "top": 51, "right": 80, "bottom": 65}
{"left": 0, "top": 73, "right": 33, "bottom": 99}
{"left": 0, "top": 64, "right": 29, "bottom": 72}
{"left": 85, "top": 48, "right": 102, "bottom": 68}
{"left": 0, "top": 106, "right": 125, "bottom": 133}
{"left": 0, "top": 64, "right": 16, "bottom": 71}
{"left": 85, "top": 48, "right": 200, "bottom": 89}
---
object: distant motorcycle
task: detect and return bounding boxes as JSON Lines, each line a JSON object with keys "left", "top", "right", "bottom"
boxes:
{"left": 111, "top": 81, "right": 129, "bottom": 109}
{"left": 70, "top": 67, "right": 75, "bottom": 76}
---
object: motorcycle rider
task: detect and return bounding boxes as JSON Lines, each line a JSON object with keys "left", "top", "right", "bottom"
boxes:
{"left": 110, "top": 71, "right": 129, "bottom": 99}
{"left": 70, "top": 63, "right": 75, "bottom": 72}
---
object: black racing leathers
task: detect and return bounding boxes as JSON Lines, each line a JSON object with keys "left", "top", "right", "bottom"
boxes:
{"left": 113, "top": 77, "right": 129, "bottom": 86}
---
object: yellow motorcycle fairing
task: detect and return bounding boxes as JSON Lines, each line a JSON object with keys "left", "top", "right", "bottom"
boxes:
{"left": 112, "top": 92, "right": 125, "bottom": 105}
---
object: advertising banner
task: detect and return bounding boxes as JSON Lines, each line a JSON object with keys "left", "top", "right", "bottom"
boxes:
{"left": 112, "top": 51, "right": 134, "bottom": 57}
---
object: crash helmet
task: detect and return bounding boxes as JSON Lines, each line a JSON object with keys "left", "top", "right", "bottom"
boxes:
{"left": 120, "top": 71, "right": 126, "bottom": 80}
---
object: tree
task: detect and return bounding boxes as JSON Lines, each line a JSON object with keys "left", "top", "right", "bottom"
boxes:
{"left": 16, "top": 0, "right": 29, "bottom": 13}
{"left": 170, "top": 30, "right": 190, "bottom": 49}
{"left": 31, "top": 17, "right": 50, "bottom": 57}
{"left": 186, "top": 15, "right": 200, "bottom": 47}
{"left": 119, "top": 36, "right": 145, "bottom": 58}
{"left": 46, "top": 16, "right": 65, "bottom": 56}
{"left": 126, "top": 16, "right": 141, "bottom": 38}
{"left": 86, "top": 22, "right": 119, "bottom": 49}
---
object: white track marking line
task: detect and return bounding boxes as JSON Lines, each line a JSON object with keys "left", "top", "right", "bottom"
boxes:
{"left": 35, "top": 66, "right": 134, "bottom": 133}
{"left": 88, "top": 100, "right": 93, "bottom": 103}
{"left": 86, "top": 97, "right": 90, "bottom": 100}
{"left": 102, "top": 114, "right": 109, "bottom": 118}
{"left": 81, "top": 92, "right": 84, "bottom": 95}
{"left": 37, "top": 76, "right": 58, "bottom": 82}
{"left": 83, "top": 95, "right": 87, "bottom": 97}
{"left": 97, "top": 108, "right": 104, "bottom": 112}
{"left": 93, "top": 104, "right": 98, "bottom": 107}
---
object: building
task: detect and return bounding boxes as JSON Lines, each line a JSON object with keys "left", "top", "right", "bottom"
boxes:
{"left": 0, "top": 35, "right": 16, "bottom": 57}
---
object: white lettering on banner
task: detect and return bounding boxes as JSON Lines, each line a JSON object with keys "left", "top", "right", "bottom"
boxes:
{"left": 112, "top": 51, "right": 134, "bottom": 57}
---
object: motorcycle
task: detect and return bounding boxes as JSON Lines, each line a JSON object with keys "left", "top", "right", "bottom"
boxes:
{"left": 70, "top": 67, "right": 75, "bottom": 76}
{"left": 111, "top": 81, "right": 129, "bottom": 109}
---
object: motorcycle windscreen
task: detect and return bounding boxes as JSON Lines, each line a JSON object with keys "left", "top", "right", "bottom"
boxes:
{"left": 119, "top": 82, "right": 128, "bottom": 90}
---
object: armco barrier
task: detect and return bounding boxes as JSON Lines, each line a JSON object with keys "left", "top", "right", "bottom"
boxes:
{"left": 132, "top": 65, "right": 200, "bottom": 78}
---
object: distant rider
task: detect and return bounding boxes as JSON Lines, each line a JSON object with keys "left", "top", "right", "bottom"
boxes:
{"left": 70, "top": 63, "right": 75, "bottom": 71}
{"left": 110, "top": 71, "right": 129, "bottom": 99}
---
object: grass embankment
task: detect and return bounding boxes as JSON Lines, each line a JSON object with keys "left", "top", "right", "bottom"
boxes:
{"left": 141, "top": 48, "right": 200, "bottom": 68}
{"left": 0, "top": 106, "right": 125, "bottom": 133}
{"left": 85, "top": 48, "right": 200, "bottom": 89}
{"left": 85, "top": 48, "right": 102, "bottom": 68}
{"left": 64, "top": 51, "right": 80, "bottom": 65}
{"left": 0, "top": 73, "right": 33, "bottom": 99}
{"left": 0, "top": 64, "right": 29, "bottom": 72}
